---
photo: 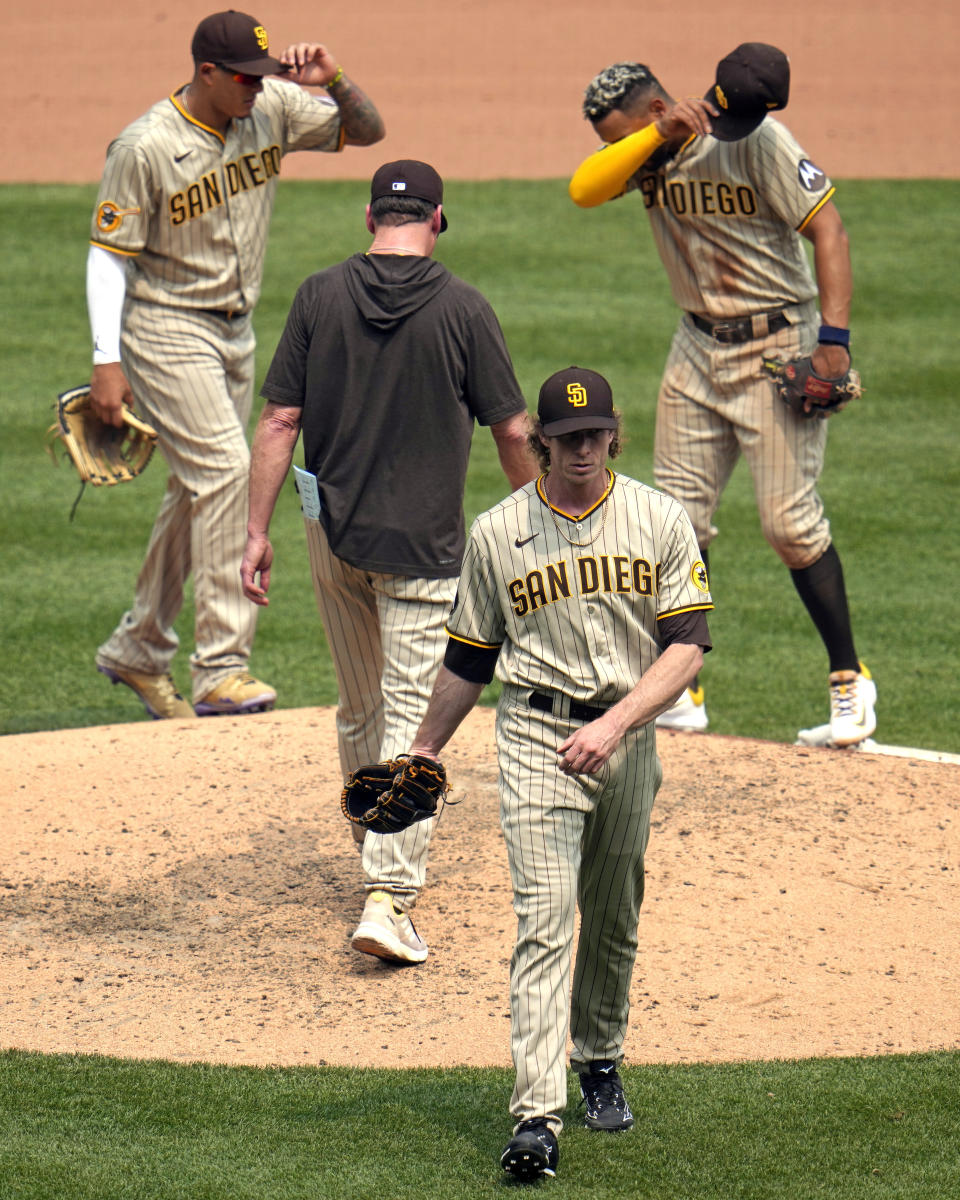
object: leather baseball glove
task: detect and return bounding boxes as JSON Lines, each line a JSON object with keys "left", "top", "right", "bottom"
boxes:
{"left": 47, "top": 384, "right": 158, "bottom": 486}
{"left": 341, "top": 755, "right": 448, "bottom": 835}
{"left": 762, "top": 355, "right": 863, "bottom": 419}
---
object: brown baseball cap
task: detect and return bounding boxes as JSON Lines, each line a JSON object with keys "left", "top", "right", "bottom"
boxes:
{"left": 705, "top": 43, "right": 790, "bottom": 141}
{"left": 370, "top": 160, "right": 448, "bottom": 232}
{"left": 538, "top": 367, "right": 618, "bottom": 436}
{"left": 191, "top": 10, "right": 289, "bottom": 75}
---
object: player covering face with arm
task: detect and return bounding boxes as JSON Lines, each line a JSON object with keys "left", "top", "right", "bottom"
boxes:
{"left": 403, "top": 367, "right": 711, "bottom": 1181}
{"left": 568, "top": 47, "right": 874, "bottom": 748}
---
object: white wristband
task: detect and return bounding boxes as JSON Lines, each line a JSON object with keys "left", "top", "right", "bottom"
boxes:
{"left": 87, "top": 245, "right": 128, "bottom": 364}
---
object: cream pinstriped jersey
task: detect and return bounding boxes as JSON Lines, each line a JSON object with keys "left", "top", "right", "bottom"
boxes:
{"left": 629, "top": 117, "right": 834, "bottom": 318}
{"left": 447, "top": 471, "right": 712, "bottom": 706}
{"left": 89, "top": 79, "right": 343, "bottom": 313}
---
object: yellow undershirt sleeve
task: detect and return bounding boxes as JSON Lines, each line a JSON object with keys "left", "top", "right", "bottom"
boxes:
{"left": 568, "top": 124, "right": 667, "bottom": 208}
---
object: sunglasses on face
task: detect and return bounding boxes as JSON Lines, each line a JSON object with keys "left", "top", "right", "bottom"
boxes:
{"left": 215, "top": 64, "right": 264, "bottom": 87}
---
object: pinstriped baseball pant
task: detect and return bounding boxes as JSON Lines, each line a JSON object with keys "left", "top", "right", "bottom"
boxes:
{"left": 97, "top": 302, "right": 259, "bottom": 700}
{"left": 654, "top": 302, "right": 832, "bottom": 570}
{"left": 303, "top": 518, "right": 456, "bottom": 906}
{"left": 497, "top": 684, "right": 661, "bottom": 1129}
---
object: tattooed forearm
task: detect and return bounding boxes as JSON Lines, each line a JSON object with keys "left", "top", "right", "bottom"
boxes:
{"left": 329, "top": 78, "right": 386, "bottom": 146}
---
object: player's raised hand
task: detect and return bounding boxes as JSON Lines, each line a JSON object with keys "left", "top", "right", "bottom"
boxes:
{"left": 278, "top": 43, "right": 340, "bottom": 87}
{"left": 656, "top": 97, "right": 718, "bottom": 141}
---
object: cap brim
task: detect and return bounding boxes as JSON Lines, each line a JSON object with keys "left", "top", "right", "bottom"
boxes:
{"left": 222, "top": 55, "right": 290, "bottom": 75}
{"left": 540, "top": 415, "right": 618, "bottom": 436}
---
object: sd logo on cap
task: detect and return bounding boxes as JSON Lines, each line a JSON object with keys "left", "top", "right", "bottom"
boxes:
{"left": 537, "top": 367, "right": 618, "bottom": 436}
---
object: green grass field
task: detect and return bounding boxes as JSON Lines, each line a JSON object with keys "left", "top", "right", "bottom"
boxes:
{"left": 1, "top": 180, "right": 958, "bottom": 1195}
{"left": 1, "top": 179, "right": 958, "bottom": 747}
{"left": 2, "top": 1050, "right": 958, "bottom": 1199}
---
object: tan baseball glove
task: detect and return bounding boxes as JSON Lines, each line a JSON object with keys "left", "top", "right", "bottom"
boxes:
{"left": 46, "top": 384, "right": 158, "bottom": 486}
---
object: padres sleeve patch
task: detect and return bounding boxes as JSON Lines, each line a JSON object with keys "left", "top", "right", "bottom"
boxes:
{"left": 96, "top": 201, "right": 141, "bottom": 233}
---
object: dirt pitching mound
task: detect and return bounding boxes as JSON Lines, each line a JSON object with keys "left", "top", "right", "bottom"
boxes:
{"left": 2, "top": 707, "right": 957, "bottom": 1069}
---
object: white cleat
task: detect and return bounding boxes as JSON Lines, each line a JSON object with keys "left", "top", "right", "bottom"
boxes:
{"left": 828, "top": 662, "right": 877, "bottom": 747}
{"left": 795, "top": 722, "right": 878, "bottom": 752}
{"left": 797, "top": 662, "right": 877, "bottom": 749}
{"left": 350, "top": 890, "right": 428, "bottom": 964}
{"left": 656, "top": 685, "right": 708, "bottom": 732}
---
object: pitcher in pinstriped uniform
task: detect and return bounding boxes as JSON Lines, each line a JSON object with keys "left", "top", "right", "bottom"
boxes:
{"left": 406, "top": 367, "right": 712, "bottom": 1181}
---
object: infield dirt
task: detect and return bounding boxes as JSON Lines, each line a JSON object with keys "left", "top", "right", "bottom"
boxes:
{"left": 4, "top": 2, "right": 957, "bottom": 182}
{"left": 2, "top": 709, "right": 957, "bottom": 1069}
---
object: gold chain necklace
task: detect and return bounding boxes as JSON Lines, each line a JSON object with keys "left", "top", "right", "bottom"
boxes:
{"left": 543, "top": 478, "right": 609, "bottom": 547}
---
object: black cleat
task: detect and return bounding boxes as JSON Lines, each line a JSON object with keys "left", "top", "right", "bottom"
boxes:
{"left": 500, "top": 1117, "right": 559, "bottom": 1181}
{"left": 578, "top": 1060, "right": 634, "bottom": 1131}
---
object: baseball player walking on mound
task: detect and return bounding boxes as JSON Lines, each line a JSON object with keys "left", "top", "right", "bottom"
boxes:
{"left": 405, "top": 367, "right": 712, "bottom": 1181}
{"left": 570, "top": 44, "right": 876, "bottom": 748}
{"left": 241, "top": 160, "right": 537, "bottom": 965}
{"left": 88, "top": 10, "right": 384, "bottom": 720}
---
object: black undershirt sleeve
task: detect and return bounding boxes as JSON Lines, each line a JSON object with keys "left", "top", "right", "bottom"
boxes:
{"left": 443, "top": 637, "right": 501, "bottom": 685}
{"left": 445, "top": 610, "right": 710, "bottom": 683}
{"left": 657, "top": 609, "right": 712, "bottom": 653}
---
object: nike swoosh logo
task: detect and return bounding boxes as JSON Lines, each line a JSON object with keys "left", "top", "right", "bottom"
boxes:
{"left": 174, "top": 151, "right": 193, "bottom": 163}
{"left": 515, "top": 533, "right": 539, "bottom": 548}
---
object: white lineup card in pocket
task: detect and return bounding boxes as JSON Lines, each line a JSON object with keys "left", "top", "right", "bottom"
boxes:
{"left": 292, "top": 465, "right": 322, "bottom": 521}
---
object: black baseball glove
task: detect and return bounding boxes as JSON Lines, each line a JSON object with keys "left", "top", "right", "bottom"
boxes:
{"left": 762, "top": 355, "right": 863, "bottom": 419}
{"left": 341, "top": 754, "right": 448, "bottom": 835}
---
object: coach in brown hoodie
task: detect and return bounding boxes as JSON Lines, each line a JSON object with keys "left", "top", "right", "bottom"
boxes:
{"left": 241, "top": 159, "right": 537, "bottom": 965}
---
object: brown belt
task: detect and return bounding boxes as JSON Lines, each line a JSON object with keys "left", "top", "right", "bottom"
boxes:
{"left": 528, "top": 690, "right": 608, "bottom": 723}
{"left": 688, "top": 310, "right": 789, "bottom": 345}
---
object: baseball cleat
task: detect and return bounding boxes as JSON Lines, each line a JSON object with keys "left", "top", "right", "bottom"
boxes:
{"left": 795, "top": 723, "right": 878, "bottom": 752}
{"left": 194, "top": 672, "right": 276, "bottom": 716}
{"left": 96, "top": 661, "right": 196, "bottom": 720}
{"left": 655, "top": 684, "right": 708, "bottom": 732}
{"left": 500, "top": 1118, "right": 559, "bottom": 1181}
{"left": 350, "top": 890, "right": 428, "bottom": 964}
{"left": 577, "top": 1061, "right": 634, "bottom": 1131}
{"left": 827, "top": 662, "right": 877, "bottom": 747}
